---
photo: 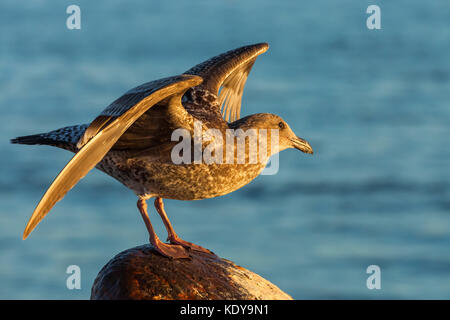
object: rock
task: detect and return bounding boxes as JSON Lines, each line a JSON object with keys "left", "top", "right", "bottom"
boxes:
{"left": 91, "top": 244, "right": 292, "bottom": 300}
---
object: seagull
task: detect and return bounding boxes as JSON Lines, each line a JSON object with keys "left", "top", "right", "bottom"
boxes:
{"left": 11, "top": 43, "right": 313, "bottom": 259}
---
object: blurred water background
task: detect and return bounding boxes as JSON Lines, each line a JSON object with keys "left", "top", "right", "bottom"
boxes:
{"left": 1, "top": 0, "right": 450, "bottom": 299}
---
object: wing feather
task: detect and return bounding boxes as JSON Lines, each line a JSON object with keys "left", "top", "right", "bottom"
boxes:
{"left": 23, "top": 75, "right": 202, "bottom": 239}
{"left": 220, "top": 59, "right": 255, "bottom": 122}
{"left": 185, "top": 43, "right": 268, "bottom": 122}
{"left": 77, "top": 76, "right": 192, "bottom": 148}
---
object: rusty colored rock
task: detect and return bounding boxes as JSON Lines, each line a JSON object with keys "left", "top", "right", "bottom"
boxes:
{"left": 91, "top": 244, "right": 292, "bottom": 300}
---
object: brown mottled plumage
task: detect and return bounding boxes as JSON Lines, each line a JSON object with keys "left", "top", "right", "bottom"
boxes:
{"left": 11, "top": 43, "right": 313, "bottom": 258}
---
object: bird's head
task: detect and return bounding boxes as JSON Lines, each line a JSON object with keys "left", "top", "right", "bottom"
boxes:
{"left": 230, "top": 113, "right": 313, "bottom": 156}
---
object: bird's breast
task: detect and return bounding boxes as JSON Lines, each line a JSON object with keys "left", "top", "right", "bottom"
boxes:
{"left": 100, "top": 155, "right": 267, "bottom": 200}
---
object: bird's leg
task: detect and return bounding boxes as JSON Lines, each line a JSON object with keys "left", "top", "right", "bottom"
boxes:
{"left": 137, "top": 198, "right": 189, "bottom": 259}
{"left": 154, "top": 197, "right": 214, "bottom": 255}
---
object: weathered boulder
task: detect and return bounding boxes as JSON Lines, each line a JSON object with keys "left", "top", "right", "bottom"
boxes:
{"left": 91, "top": 244, "right": 292, "bottom": 300}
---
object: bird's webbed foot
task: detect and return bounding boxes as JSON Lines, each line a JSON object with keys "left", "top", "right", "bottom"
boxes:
{"left": 168, "top": 235, "right": 215, "bottom": 255}
{"left": 151, "top": 238, "right": 190, "bottom": 259}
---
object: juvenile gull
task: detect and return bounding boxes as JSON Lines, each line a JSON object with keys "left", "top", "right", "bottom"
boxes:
{"left": 11, "top": 43, "right": 313, "bottom": 259}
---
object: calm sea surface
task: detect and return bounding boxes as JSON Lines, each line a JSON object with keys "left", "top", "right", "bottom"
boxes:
{"left": 1, "top": 0, "right": 450, "bottom": 299}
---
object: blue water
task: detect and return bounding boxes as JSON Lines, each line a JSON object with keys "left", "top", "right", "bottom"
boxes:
{"left": 1, "top": 0, "right": 450, "bottom": 299}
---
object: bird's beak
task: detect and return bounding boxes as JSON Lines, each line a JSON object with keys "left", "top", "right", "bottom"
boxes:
{"left": 291, "top": 136, "right": 313, "bottom": 154}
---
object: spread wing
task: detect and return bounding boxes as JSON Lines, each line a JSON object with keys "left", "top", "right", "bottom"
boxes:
{"left": 23, "top": 74, "right": 202, "bottom": 239}
{"left": 185, "top": 42, "right": 268, "bottom": 122}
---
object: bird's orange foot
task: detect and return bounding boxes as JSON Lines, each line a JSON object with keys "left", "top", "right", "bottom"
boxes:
{"left": 169, "top": 235, "right": 215, "bottom": 255}
{"left": 151, "top": 238, "right": 190, "bottom": 259}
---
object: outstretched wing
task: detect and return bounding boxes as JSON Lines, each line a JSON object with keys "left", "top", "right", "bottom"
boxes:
{"left": 185, "top": 43, "right": 268, "bottom": 122}
{"left": 23, "top": 74, "right": 202, "bottom": 239}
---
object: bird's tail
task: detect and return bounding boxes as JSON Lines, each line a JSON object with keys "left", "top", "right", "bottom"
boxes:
{"left": 10, "top": 124, "right": 88, "bottom": 153}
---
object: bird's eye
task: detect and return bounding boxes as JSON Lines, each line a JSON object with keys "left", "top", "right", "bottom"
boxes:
{"left": 278, "top": 122, "right": 285, "bottom": 129}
